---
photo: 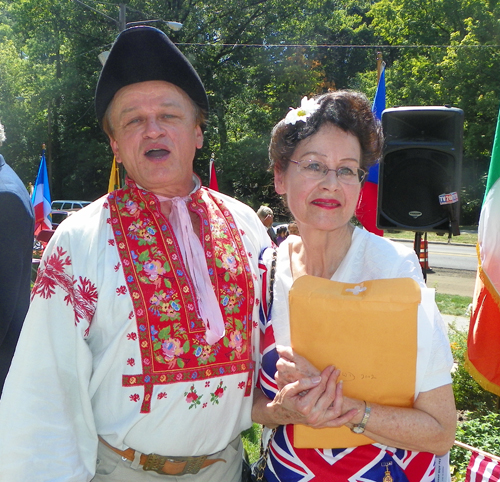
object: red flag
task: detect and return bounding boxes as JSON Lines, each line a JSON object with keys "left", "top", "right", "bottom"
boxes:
{"left": 356, "top": 181, "right": 383, "bottom": 236}
{"left": 209, "top": 158, "right": 219, "bottom": 191}
{"left": 466, "top": 452, "right": 500, "bottom": 482}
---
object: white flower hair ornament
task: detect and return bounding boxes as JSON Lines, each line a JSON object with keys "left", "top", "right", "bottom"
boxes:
{"left": 284, "top": 96, "right": 320, "bottom": 125}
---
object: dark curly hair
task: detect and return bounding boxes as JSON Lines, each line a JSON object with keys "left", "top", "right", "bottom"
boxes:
{"left": 269, "top": 90, "right": 383, "bottom": 174}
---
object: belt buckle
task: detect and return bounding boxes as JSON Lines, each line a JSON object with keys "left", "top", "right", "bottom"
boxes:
{"left": 143, "top": 453, "right": 171, "bottom": 475}
{"left": 143, "top": 453, "right": 209, "bottom": 476}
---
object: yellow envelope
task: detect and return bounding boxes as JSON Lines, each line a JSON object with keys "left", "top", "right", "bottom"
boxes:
{"left": 289, "top": 276, "right": 420, "bottom": 448}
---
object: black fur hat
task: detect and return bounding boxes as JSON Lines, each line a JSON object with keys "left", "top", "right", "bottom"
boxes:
{"left": 95, "top": 26, "right": 208, "bottom": 126}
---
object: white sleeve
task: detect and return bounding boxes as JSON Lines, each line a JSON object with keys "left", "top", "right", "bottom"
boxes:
{"left": 418, "top": 303, "right": 454, "bottom": 393}
{"left": 0, "top": 232, "right": 98, "bottom": 482}
{"left": 394, "top": 248, "right": 453, "bottom": 394}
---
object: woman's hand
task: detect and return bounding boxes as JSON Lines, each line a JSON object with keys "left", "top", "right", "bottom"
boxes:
{"left": 254, "top": 365, "right": 359, "bottom": 429}
{"left": 275, "top": 345, "right": 321, "bottom": 390}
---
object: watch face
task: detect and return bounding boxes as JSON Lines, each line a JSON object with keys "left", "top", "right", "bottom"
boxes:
{"left": 352, "top": 425, "right": 364, "bottom": 434}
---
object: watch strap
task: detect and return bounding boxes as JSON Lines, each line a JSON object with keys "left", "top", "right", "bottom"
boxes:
{"left": 351, "top": 401, "right": 371, "bottom": 434}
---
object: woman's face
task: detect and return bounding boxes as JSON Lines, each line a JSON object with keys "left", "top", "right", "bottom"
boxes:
{"left": 274, "top": 123, "right": 362, "bottom": 234}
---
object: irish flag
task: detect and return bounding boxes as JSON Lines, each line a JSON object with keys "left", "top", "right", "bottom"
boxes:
{"left": 465, "top": 105, "right": 500, "bottom": 396}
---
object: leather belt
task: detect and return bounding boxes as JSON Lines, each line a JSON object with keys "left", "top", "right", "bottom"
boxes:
{"left": 99, "top": 437, "right": 226, "bottom": 476}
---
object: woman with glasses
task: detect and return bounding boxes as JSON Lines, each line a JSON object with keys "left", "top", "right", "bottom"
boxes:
{"left": 252, "top": 91, "right": 456, "bottom": 481}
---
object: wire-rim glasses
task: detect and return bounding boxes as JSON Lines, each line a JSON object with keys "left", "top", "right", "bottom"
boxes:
{"left": 288, "top": 159, "right": 366, "bottom": 185}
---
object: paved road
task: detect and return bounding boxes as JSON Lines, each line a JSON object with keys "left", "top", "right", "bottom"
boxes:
{"left": 391, "top": 239, "right": 477, "bottom": 332}
{"left": 391, "top": 238, "right": 477, "bottom": 297}
{"left": 393, "top": 239, "right": 477, "bottom": 271}
{"left": 426, "top": 267, "right": 476, "bottom": 298}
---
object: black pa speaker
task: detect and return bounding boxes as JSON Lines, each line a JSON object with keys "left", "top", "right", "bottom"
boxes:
{"left": 377, "top": 106, "right": 464, "bottom": 234}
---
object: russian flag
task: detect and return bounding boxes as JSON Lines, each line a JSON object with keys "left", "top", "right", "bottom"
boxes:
{"left": 31, "top": 147, "right": 52, "bottom": 235}
{"left": 355, "top": 65, "right": 385, "bottom": 236}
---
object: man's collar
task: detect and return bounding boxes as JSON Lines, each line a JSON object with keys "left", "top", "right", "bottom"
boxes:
{"left": 129, "top": 174, "right": 201, "bottom": 197}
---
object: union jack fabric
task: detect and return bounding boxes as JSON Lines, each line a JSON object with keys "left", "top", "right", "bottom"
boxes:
{"left": 466, "top": 452, "right": 500, "bottom": 482}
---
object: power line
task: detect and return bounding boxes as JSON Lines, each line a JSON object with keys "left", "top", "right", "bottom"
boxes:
{"left": 175, "top": 42, "right": 500, "bottom": 49}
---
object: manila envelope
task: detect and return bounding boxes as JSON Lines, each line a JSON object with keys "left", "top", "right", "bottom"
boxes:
{"left": 289, "top": 276, "right": 420, "bottom": 448}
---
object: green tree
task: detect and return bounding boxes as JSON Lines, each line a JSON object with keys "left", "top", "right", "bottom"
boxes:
{"left": 363, "top": 0, "right": 500, "bottom": 223}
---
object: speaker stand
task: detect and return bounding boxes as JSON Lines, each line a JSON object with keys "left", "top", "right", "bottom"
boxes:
{"left": 413, "top": 232, "right": 428, "bottom": 282}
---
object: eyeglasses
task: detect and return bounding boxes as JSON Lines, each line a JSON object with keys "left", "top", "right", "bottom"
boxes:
{"left": 288, "top": 159, "right": 366, "bottom": 185}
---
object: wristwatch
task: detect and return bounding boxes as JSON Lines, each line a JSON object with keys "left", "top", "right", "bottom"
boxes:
{"left": 351, "top": 401, "right": 371, "bottom": 434}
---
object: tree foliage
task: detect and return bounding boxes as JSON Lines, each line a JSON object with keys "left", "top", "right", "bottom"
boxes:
{"left": 0, "top": 0, "right": 497, "bottom": 222}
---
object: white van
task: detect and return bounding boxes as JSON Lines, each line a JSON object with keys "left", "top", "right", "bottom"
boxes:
{"left": 51, "top": 200, "right": 91, "bottom": 211}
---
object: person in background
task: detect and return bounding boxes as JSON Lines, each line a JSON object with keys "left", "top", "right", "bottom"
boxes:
{"left": 0, "top": 26, "right": 271, "bottom": 482}
{"left": 275, "top": 225, "right": 288, "bottom": 246}
{"left": 252, "top": 91, "right": 456, "bottom": 481}
{"left": 0, "top": 122, "right": 34, "bottom": 397}
{"left": 287, "top": 221, "right": 299, "bottom": 236}
{"left": 257, "top": 205, "right": 278, "bottom": 244}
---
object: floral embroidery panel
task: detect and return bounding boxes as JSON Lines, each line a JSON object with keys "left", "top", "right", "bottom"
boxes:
{"left": 109, "top": 183, "right": 255, "bottom": 412}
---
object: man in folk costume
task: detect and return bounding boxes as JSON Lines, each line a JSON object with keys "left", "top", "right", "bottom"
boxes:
{"left": 0, "top": 26, "right": 271, "bottom": 482}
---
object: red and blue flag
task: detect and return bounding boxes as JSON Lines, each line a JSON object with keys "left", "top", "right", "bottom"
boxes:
{"left": 31, "top": 146, "right": 52, "bottom": 235}
{"left": 355, "top": 65, "right": 385, "bottom": 236}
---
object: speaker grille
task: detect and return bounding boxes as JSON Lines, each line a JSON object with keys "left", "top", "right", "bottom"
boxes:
{"left": 380, "top": 148, "right": 454, "bottom": 229}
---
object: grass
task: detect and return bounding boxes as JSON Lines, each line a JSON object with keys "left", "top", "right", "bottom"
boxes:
{"left": 242, "top": 424, "right": 263, "bottom": 464}
{"left": 384, "top": 228, "right": 477, "bottom": 245}
{"left": 436, "top": 293, "right": 473, "bottom": 317}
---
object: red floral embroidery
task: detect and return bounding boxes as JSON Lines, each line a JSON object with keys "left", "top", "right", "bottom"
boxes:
{"left": 108, "top": 239, "right": 115, "bottom": 246}
{"left": 128, "top": 311, "right": 134, "bottom": 319}
{"left": 127, "top": 333, "right": 137, "bottom": 341}
{"left": 127, "top": 358, "right": 135, "bottom": 366}
{"left": 157, "top": 392, "right": 167, "bottom": 400}
{"left": 32, "top": 247, "right": 71, "bottom": 299}
{"left": 114, "top": 263, "right": 120, "bottom": 272}
{"left": 238, "top": 381, "right": 245, "bottom": 389}
{"left": 130, "top": 394, "right": 140, "bottom": 402}
{"left": 65, "top": 276, "right": 98, "bottom": 325}
{"left": 210, "top": 380, "right": 226, "bottom": 404}
{"left": 32, "top": 247, "right": 98, "bottom": 330}
{"left": 116, "top": 286, "right": 127, "bottom": 295}
{"left": 184, "top": 385, "right": 202, "bottom": 409}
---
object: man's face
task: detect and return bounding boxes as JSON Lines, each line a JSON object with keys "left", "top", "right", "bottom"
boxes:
{"left": 263, "top": 214, "right": 273, "bottom": 228}
{"left": 109, "top": 80, "right": 203, "bottom": 197}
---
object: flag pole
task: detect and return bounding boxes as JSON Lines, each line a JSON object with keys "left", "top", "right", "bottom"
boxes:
{"left": 377, "top": 52, "right": 383, "bottom": 83}
{"left": 454, "top": 441, "right": 500, "bottom": 462}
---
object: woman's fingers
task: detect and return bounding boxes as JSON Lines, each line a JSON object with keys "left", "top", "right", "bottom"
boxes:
{"left": 273, "top": 366, "right": 361, "bottom": 429}
{"left": 275, "top": 345, "right": 321, "bottom": 389}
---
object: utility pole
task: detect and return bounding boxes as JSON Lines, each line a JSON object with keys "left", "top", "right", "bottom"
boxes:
{"left": 119, "top": 3, "right": 126, "bottom": 31}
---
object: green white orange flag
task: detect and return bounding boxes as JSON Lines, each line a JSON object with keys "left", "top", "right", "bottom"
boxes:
{"left": 465, "top": 105, "right": 500, "bottom": 396}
